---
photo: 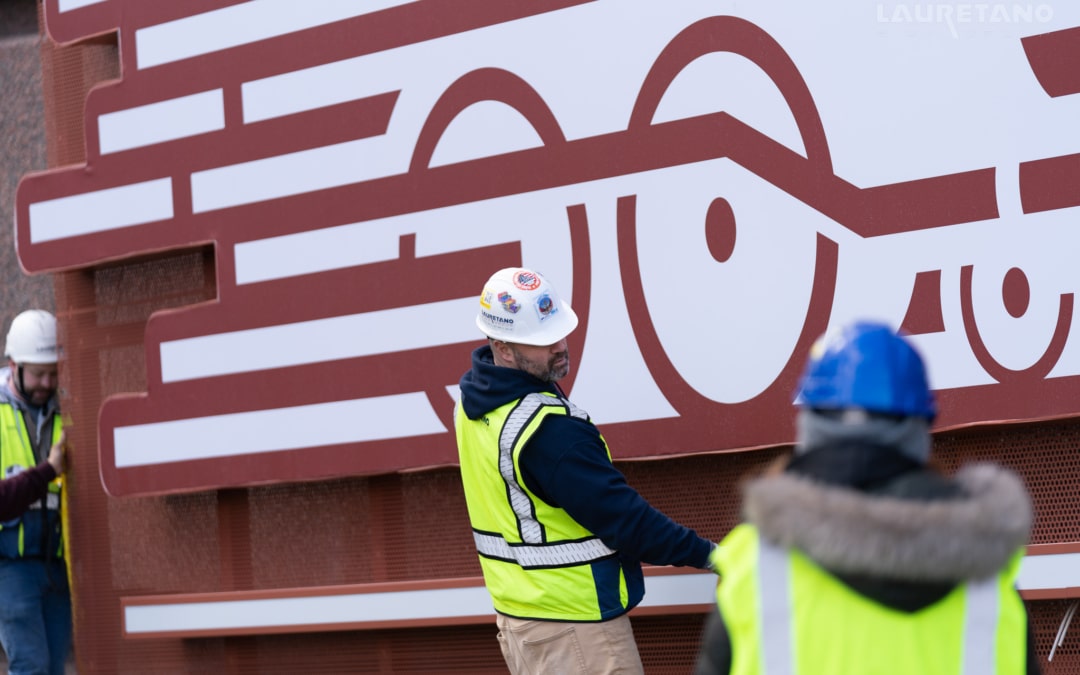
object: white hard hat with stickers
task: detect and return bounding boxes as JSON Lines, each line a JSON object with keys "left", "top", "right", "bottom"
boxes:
{"left": 475, "top": 268, "right": 578, "bottom": 346}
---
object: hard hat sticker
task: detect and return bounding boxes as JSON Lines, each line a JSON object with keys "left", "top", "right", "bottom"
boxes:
{"left": 513, "top": 271, "right": 542, "bottom": 291}
{"left": 479, "top": 290, "right": 493, "bottom": 310}
{"left": 498, "top": 292, "right": 520, "bottom": 314}
{"left": 534, "top": 293, "right": 558, "bottom": 323}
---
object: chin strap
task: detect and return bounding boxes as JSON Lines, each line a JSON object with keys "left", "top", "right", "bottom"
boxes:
{"left": 12, "top": 364, "right": 27, "bottom": 401}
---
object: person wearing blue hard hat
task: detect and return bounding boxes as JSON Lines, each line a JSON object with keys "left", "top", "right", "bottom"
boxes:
{"left": 695, "top": 320, "right": 1040, "bottom": 674}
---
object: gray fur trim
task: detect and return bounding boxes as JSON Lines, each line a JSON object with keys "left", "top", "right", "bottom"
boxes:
{"left": 743, "top": 463, "right": 1032, "bottom": 581}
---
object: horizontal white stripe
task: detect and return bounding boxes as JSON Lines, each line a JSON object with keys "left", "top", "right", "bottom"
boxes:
{"left": 122, "top": 551, "right": 1080, "bottom": 636}
{"left": 189, "top": 135, "right": 402, "bottom": 213}
{"left": 646, "top": 554, "right": 1080, "bottom": 603}
{"left": 234, "top": 219, "right": 401, "bottom": 285}
{"left": 655, "top": 554, "right": 1080, "bottom": 603}
{"left": 135, "top": 0, "right": 418, "bottom": 70}
{"left": 639, "top": 573, "right": 720, "bottom": 608}
{"left": 473, "top": 532, "right": 615, "bottom": 567}
{"left": 27, "top": 178, "right": 173, "bottom": 243}
{"left": 98, "top": 90, "right": 225, "bottom": 154}
{"left": 1018, "top": 552, "right": 1080, "bottom": 591}
{"left": 242, "top": 53, "right": 394, "bottom": 124}
{"left": 159, "top": 297, "right": 477, "bottom": 383}
{"left": 125, "top": 585, "right": 495, "bottom": 635}
{"left": 122, "top": 548, "right": 1080, "bottom": 638}
{"left": 113, "top": 393, "right": 446, "bottom": 468}
{"left": 124, "top": 572, "right": 717, "bottom": 636}
{"left": 57, "top": 0, "right": 106, "bottom": 11}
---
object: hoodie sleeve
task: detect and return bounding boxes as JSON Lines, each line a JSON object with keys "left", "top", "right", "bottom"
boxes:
{"left": 520, "top": 414, "right": 714, "bottom": 569}
{"left": 0, "top": 461, "right": 57, "bottom": 522}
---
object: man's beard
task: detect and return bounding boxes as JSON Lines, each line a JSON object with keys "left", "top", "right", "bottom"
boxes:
{"left": 512, "top": 350, "right": 570, "bottom": 383}
{"left": 25, "top": 387, "right": 54, "bottom": 407}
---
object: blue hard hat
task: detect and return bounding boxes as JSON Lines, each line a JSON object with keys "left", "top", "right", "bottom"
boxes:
{"left": 797, "top": 321, "right": 936, "bottom": 420}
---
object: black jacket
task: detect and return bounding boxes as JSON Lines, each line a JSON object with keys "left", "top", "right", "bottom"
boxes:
{"left": 458, "top": 345, "right": 714, "bottom": 595}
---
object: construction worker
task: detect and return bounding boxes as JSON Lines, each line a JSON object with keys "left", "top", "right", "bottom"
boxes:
{"left": 0, "top": 432, "right": 65, "bottom": 524}
{"left": 694, "top": 320, "right": 1040, "bottom": 674}
{"left": 0, "top": 310, "right": 71, "bottom": 675}
{"left": 456, "top": 267, "right": 716, "bottom": 675}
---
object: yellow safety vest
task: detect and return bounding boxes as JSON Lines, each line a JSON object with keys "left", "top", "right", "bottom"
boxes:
{"left": 0, "top": 404, "right": 63, "bottom": 558}
{"left": 714, "top": 523, "right": 1027, "bottom": 674}
{"left": 456, "top": 391, "right": 630, "bottom": 621}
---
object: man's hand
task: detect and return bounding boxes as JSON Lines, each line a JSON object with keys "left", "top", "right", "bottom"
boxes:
{"left": 47, "top": 430, "right": 66, "bottom": 475}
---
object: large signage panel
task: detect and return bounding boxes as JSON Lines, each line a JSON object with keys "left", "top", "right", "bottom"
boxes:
{"left": 19, "top": 0, "right": 1080, "bottom": 495}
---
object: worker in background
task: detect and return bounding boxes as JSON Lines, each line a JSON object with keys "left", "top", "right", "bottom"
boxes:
{"left": 0, "top": 432, "right": 65, "bottom": 523}
{"left": 694, "top": 320, "right": 1040, "bottom": 674}
{"left": 0, "top": 310, "right": 71, "bottom": 675}
{"left": 456, "top": 267, "right": 717, "bottom": 675}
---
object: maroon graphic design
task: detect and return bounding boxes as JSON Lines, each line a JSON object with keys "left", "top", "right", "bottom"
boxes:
{"left": 17, "top": 2, "right": 1080, "bottom": 495}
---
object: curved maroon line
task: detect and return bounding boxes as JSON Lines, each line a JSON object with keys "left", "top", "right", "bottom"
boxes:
{"left": 408, "top": 67, "right": 589, "bottom": 392}
{"left": 424, "top": 208, "right": 592, "bottom": 421}
{"left": 617, "top": 194, "right": 837, "bottom": 415}
{"left": 628, "top": 15, "right": 833, "bottom": 174}
{"left": 959, "top": 265, "right": 1073, "bottom": 382}
{"left": 558, "top": 203, "right": 593, "bottom": 397}
{"left": 1021, "top": 27, "right": 1080, "bottom": 98}
{"left": 409, "top": 67, "right": 568, "bottom": 173}
{"left": 399, "top": 201, "right": 593, "bottom": 436}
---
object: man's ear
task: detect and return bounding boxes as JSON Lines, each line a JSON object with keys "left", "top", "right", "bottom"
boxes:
{"left": 490, "top": 340, "right": 513, "bottom": 367}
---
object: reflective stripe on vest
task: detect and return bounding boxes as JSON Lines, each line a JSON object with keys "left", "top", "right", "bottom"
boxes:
{"left": 26, "top": 493, "right": 60, "bottom": 511}
{"left": 0, "top": 404, "right": 63, "bottom": 558}
{"left": 495, "top": 392, "right": 610, "bottom": 557}
{"left": 756, "top": 538, "right": 999, "bottom": 674}
{"left": 473, "top": 531, "right": 615, "bottom": 568}
{"left": 717, "top": 524, "right": 1026, "bottom": 675}
{"left": 757, "top": 536, "right": 793, "bottom": 675}
{"left": 456, "top": 390, "right": 628, "bottom": 620}
{"left": 0, "top": 405, "right": 60, "bottom": 484}
{"left": 963, "top": 575, "right": 1001, "bottom": 675}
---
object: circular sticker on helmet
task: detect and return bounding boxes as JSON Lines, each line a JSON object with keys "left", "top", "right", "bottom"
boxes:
{"left": 534, "top": 293, "right": 558, "bottom": 322}
{"left": 513, "top": 271, "right": 542, "bottom": 291}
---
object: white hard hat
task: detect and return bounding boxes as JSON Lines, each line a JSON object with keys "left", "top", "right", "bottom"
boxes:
{"left": 475, "top": 268, "right": 578, "bottom": 346}
{"left": 5, "top": 310, "right": 58, "bottom": 364}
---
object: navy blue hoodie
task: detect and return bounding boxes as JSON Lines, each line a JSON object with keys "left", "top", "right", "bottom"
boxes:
{"left": 458, "top": 345, "right": 714, "bottom": 585}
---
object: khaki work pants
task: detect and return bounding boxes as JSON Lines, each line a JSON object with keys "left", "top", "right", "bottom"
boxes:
{"left": 495, "top": 613, "right": 645, "bottom": 675}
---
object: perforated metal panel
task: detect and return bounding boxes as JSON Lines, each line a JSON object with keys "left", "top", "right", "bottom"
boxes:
{"left": 934, "top": 421, "right": 1080, "bottom": 546}
{"left": 1031, "top": 599, "right": 1080, "bottom": 674}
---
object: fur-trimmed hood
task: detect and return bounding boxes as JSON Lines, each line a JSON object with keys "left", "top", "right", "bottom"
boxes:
{"left": 743, "top": 462, "right": 1033, "bottom": 582}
